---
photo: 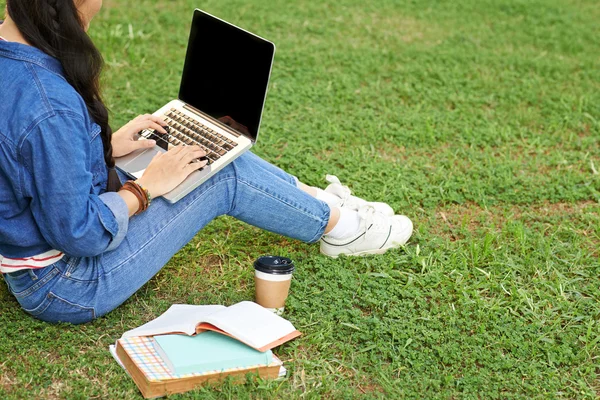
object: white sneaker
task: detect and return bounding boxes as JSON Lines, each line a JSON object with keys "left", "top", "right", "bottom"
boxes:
{"left": 324, "top": 175, "right": 394, "bottom": 216}
{"left": 320, "top": 205, "right": 413, "bottom": 258}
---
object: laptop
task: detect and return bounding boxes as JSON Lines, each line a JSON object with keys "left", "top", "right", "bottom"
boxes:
{"left": 115, "top": 9, "right": 275, "bottom": 203}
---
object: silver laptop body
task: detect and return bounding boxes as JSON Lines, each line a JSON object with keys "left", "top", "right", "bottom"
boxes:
{"left": 115, "top": 9, "right": 275, "bottom": 203}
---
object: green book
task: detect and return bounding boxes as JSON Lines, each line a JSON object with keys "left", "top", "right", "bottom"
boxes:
{"left": 153, "top": 331, "right": 273, "bottom": 376}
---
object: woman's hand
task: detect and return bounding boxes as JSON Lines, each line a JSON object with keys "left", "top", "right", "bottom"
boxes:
{"left": 136, "top": 145, "right": 208, "bottom": 198}
{"left": 111, "top": 114, "right": 168, "bottom": 158}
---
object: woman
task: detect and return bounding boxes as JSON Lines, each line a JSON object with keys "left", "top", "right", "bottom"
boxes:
{"left": 0, "top": 0, "right": 412, "bottom": 324}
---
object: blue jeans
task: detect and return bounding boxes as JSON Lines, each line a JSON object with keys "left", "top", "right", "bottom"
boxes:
{"left": 3, "top": 152, "right": 330, "bottom": 324}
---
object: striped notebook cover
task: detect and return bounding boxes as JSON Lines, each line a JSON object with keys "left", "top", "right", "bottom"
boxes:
{"left": 117, "top": 336, "right": 282, "bottom": 382}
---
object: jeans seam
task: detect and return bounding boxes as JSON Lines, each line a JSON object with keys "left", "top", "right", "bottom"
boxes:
{"left": 307, "top": 204, "right": 330, "bottom": 243}
{"left": 232, "top": 176, "right": 330, "bottom": 231}
{"left": 49, "top": 292, "right": 96, "bottom": 319}
{"left": 284, "top": 172, "right": 299, "bottom": 187}
{"left": 62, "top": 255, "right": 100, "bottom": 283}
{"left": 10, "top": 267, "right": 60, "bottom": 298}
{"left": 229, "top": 160, "right": 240, "bottom": 214}
{"left": 25, "top": 294, "right": 55, "bottom": 315}
{"left": 105, "top": 178, "right": 233, "bottom": 275}
{"left": 308, "top": 214, "right": 331, "bottom": 243}
{"left": 64, "top": 256, "right": 81, "bottom": 276}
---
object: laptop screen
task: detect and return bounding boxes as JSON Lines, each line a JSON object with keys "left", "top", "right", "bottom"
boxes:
{"left": 179, "top": 10, "right": 275, "bottom": 141}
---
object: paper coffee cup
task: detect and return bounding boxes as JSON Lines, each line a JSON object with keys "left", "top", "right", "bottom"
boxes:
{"left": 254, "top": 256, "right": 294, "bottom": 315}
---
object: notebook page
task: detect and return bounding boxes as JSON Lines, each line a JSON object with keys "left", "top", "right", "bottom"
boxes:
{"left": 122, "top": 304, "right": 226, "bottom": 338}
{"left": 109, "top": 344, "right": 129, "bottom": 376}
{"left": 203, "top": 301, "right": 298, "bottom": 349}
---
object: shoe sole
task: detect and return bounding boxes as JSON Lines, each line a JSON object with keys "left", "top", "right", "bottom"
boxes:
{"left": 320, "top": 247, "right": 391, "bottom": 258}
{"left": 320, "top": 238, "right": 411, "bottom": 258}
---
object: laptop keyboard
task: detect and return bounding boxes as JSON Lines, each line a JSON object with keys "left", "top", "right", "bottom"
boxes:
{"left": 140, "top": 108, "right": 238, "bottom": 164}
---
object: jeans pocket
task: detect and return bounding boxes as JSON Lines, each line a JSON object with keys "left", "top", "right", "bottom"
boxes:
{"left": 24, "top": 292, "right": 96, "bottom": 325}
{"left": 6, "top": 267, "right": 60, "bottom": 299}
{"left": 63, "top": 256, "right": 98, "bottom": 282}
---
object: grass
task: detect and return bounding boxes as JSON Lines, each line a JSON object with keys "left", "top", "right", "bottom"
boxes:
{"left": 1, "top": 0, "right": 599, "bottom": 398}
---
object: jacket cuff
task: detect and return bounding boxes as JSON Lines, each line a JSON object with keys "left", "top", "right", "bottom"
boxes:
{"left": 97, "top": 192, "right": 129, "bottom": 252}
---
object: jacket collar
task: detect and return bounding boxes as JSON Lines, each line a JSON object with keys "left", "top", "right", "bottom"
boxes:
{"left": 0, "top": 23, "right": 64, "bottom": 77}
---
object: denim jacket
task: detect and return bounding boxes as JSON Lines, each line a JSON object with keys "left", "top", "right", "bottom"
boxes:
{"left": 0, "top": 39, "right": 128, "bottom": 258}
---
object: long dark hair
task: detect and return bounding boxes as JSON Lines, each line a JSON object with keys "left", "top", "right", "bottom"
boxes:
{"left": 7, "top": 0, "right": 121, "bottom": 191}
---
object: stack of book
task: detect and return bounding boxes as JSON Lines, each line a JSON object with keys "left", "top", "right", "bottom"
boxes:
{"left": 110, "top": 301, "right": 301, "bottom": 398}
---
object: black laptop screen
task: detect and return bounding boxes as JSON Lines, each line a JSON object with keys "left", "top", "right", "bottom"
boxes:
{"left": 179, "top": 10, "right": 275, "bottom": 141}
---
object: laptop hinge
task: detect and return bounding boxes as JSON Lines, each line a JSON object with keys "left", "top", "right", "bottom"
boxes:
{"left": 183, "top": 104, "right": 253, "bottom": 142}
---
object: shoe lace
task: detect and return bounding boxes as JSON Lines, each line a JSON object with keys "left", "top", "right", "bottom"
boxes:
{"left": 357, "top": 204, "right": 376, "bottom": 225}
{"left": 357, "top": 204, "right": 388, "bottom": 231}
{"left": 326, "top": 174, "right": 354, "bottom": 206}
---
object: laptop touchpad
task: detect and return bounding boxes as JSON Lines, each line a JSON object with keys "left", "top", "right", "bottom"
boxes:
{"left": 122, "top": 148, "right": 162, "bottom": 179}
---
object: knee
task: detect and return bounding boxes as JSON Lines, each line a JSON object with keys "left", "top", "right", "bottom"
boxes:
{"left": 227, "top": 151, "right": 259, "bottom": 183}
{"left": 229, "top": 151, "right": 256, "bottom": 170}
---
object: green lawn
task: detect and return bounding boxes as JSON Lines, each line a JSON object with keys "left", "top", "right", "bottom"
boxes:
{"left": 1, "top": 0, "right": 600, "bottom": 398}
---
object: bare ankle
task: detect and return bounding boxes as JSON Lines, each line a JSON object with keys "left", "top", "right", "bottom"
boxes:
{"left": 324, "top": 207, "right": 340, "bottom": 234}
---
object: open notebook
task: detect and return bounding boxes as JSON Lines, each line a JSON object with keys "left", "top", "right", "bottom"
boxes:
{"left": 121, "top": 301, "right": 301, "bottom": 352}
{"left": 111, "top": 301, "right": 296, "bottom": 398}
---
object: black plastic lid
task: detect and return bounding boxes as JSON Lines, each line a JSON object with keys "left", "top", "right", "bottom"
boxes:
{"left": 254, "top": 256, "right": 295, "bottom": 274}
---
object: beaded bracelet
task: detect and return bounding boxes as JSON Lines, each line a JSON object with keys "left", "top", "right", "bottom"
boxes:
{"left": 135, "top": 180, "right": 152, "bottom": 208}
{"left": 121, "top": 181, "right": 145, "bottom": 214}
{"left": 121, "top": 181, "right": 151, "bottom": 215}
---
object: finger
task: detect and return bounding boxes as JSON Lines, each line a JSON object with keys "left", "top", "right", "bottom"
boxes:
{"left": 186, "top": 145, "right": 206, "bottom": 157}
{"left": 184, "top": 159, "right": 208, "bottom": 175}
{"left": 150, "top": 122, "right": 168, "bottom": 134}
{"left": 133, "top": 138, "right": 157, "bottom": 149}
{"left": 167, "top": 144, "right": 186, "bottom": 155}
{"left": 180, "top": 149, "right": 207, "bottom": 165}
{"left": 178, "top": 145, "right": 206, "bottom": 158}
{"left": 132, "top": 121, "right": 167, "bottom": 134}
{"left": 148, "top": 115, "right": 167, "bottom": 126}
{"left": 145, "top": 121, "right": 168, "bottom": 134}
